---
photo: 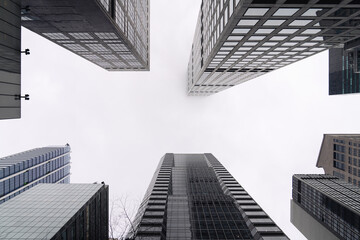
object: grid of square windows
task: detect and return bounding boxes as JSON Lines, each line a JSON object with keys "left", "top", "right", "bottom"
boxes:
{"left": 293, "top": 174, "right": 360, "bottom": 240}
{"left": 188, "top": 1, "right": 360, "bottom": 95}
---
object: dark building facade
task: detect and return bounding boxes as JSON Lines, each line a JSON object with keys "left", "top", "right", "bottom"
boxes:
{"left": 0, "top": 145, "right": 71, "bottom": 204}
{"left": 187, "top": 0, "right": 360, "bottom": 96}
{"left": 291, "top": 174, "right": 360, "bottom": 240}
{"left": 126, "top": 153, "right": 288, "bottom": 240}
{"left": 0, "top": 0, "right": 21, "bottom": 119}
{"left": 329, "top": 47, "right": 360, "bottom": 95}
{"left": 317, "top": 134, "right": 360, "bottom": 187}
{"left": 0, "top": 183, "right": 109, "bottom": 239}
{"left": 21, "top": 0, "right": 150, "bottom": 71}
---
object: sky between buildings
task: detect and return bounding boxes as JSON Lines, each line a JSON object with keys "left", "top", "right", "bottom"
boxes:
{"left": 1, "top": 0, "right": 360, "bottom": 239}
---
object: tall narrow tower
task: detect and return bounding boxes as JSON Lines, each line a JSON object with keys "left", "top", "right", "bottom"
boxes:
{"left": 0, "top": 145, "right": 71, "bottom": 204}
{"left": 127, "top": 153, "right": 288, "bottom": 240}
{"left": 0, "top": 0, "right": 21, "bottom": 119}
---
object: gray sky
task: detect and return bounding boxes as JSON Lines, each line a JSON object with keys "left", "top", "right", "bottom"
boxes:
{"left": 1, "top": 0, "right": 360, "bottom": 239}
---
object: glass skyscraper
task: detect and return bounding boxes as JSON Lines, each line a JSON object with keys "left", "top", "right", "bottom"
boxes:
{"left": 126, "top": 153, "right": 288, "bottom": 240}
{"left": 291, "top": 174, "right": 360, "bottom": 240}
{"left": 0, "top": 0, "right": 21, "bottom": 119}
{"left": 317, "top": 134, "right": 360, "bottom": 187}
{"left": 0, "top": 145, "right": 71, "bottom": 204}
{"left": 329, "top": 47, "right": 360, "bottom": 95}
{"left": 0, "top": 183, "right": 109, "bottom": 239}
{"left": 187, "top": 0, "right": 360, "bottom": 96}
{"left": 21, "top": 0, "right": 150, "bottom": 71}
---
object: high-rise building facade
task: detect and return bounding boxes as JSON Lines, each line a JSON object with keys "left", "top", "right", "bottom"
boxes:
{"left": 0, "top": 145, "right": 71, "bottom": 204}
{"left": 0, "top": 0, "right": 21, "bottom": 119}
{"left": 21, "top": 0, "right": 150, "bottom": 71}
{"left": 126, "top": 153, "right": 288, "bottom": 240}
{"left": 187, "top": 1, "right": 360, "bottom": 96}
{"left": 291, "top": 174, "right": 360, "bottom": 240}
{"left": 329, "top": 47, "right": 360, "bottom": 95}
{"left": 0, "top": 183, "right": 109, "bottom": 239}
{"left": 317, "top": 134, "right": 360, "bottom": 187}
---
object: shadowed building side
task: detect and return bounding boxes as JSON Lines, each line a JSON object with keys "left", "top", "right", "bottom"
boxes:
{"left": 21, "top": 0, "right": 150, "bottom": 71}
{"left": 0, "top": 0, "right": 21, "bottom": 119}
{"left": 0, "top": 183, "right": 109, "bottom": 239}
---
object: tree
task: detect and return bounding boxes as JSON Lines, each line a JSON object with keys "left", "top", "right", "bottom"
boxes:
{"left": 109, "top": 196, "right": 139, "bottom": 240}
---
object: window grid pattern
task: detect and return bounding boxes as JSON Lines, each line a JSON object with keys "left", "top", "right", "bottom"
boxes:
{"left": 0, "top": 184, "right": 108, "bottom": 239}
{"left": 293, "top": 174, "right": 360, "bottom": 240}
{"left": 0, "top": 146, "right": 71, "bottom": 204}
{"left": 206, "top": 153, "right": 289, "bottom": 239}
{"left": 329, "top": 47, "right": 360, "bottom": 95}
{"left": 128, "top": 153, "right": 289, "bottom": 240}
{"left": 329, "top": 137, "right": 360, "bottom": 187}
{"left": 22, "top": 0, "right": 149, "bottom": 70}
{"left": 188, "top": 0, "right": 360, "bottom": 96}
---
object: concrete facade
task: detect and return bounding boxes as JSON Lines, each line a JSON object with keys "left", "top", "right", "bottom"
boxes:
{"left": 292, "top": 174, "right": 360, "bottom": 240}
{"left": 317, "top": 134, "right": 360, "bottom": 187}
{"left": 290, "top": 200, "right": 339, "bottom": 240}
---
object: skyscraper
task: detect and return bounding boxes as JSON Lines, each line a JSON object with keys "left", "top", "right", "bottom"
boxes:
{"left": 329, "top": 47, "right": 360, "bottom": 95}
{"left": 0, "top": 145, "right": 71, "bottom": 204}
{"left": 187, "top": 1, "right": 360, "bottom": 96}
{"left": 0, "top": 183, "right": 109, "bottom": 239}
{"left": 1, "top": 0, "right": 21, "bottom": 119}
{"left": 291, "top": 174, "right": 360, "bottom": 240}
{"left": 317, "top": 134, "right": 360, "bottom": 187}
{"left": 126, "top": 153, "right": 288, "bottom": 240}
{"left": 21, "top": 0, "right": 150, "bottom": 71}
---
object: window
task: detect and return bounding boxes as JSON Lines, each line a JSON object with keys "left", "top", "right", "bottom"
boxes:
{"left": 289, "top": 20, "right": 312, "bottom": 26}
{"left": 264, "top": 20, "right": 286, "bottom": 26}
{"left": 255, "top": 29, "right": 275, "bottom": 34}
{"left": 244, "top": 8, "right": 269, "bottom": 16}
{"left": 237, "top": 19, "right": 259, "bottom": 26}
{"left": 273, "top": 8, "right": 299, "bottom": 16}
{"left": 279, "top": 29, "right": 299, "bottom": 34}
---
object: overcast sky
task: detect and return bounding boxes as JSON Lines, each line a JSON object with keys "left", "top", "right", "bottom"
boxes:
{"left": 1, "top": 0, "right": 360, "bottom": 239}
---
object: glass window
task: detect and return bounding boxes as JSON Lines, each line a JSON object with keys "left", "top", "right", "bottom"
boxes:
{"left": 289, "top": 20, "right": 312, "bottom": 26}
{"left": 232, "top": 28, "right": 251, "bottom": 34}
{"left": 227, "top": 36, "right": 243, "bottom": 41}
{"left": 291, "top": 36, "right": 308, "bottom": 41}
{"left": 244, "top": 8, "right": 269, "bottom": 16}
{"left": 237, "top": 19, "right": 259, "bottom": 26}
{"left": 255, "top": 28, "right": 275, "bottom": 34}
{"left": 279, "top": 29, "right": 299, "bottom": 34}
{"left": 273, "top": 8, "right": 299, "bottom": 16}
{"left": 301, "top": 8, "right": 323, "bottom": 17}
{"left": 270, "top": 36, "right": 287, "bottom": 41}
{"left": 301, "top": 29, "right": 321, "bottom": 34}
{"left": 264, "top": 20, "right": 285, "bottom": 26}
{"left": 249, "top": 36, "right": 266, "bottom": 40}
